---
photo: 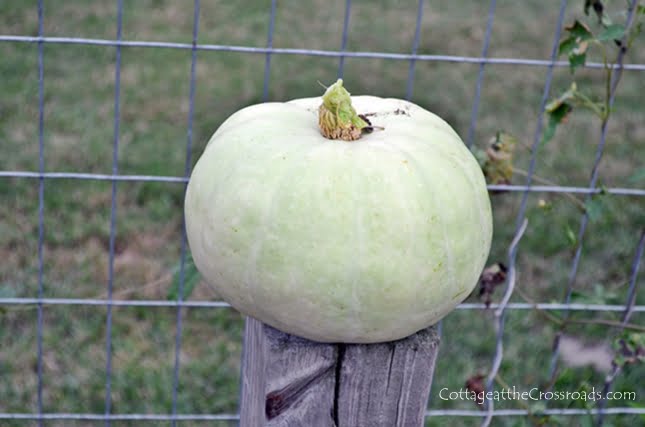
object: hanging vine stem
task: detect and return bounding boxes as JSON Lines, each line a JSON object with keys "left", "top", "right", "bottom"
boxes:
{"left": 481, "top": 218, "right": 528, "bottom": 427}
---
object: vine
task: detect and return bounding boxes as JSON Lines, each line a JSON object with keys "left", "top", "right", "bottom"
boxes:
{"left": 475, "top": 1, "right": 644, "bottom": 425}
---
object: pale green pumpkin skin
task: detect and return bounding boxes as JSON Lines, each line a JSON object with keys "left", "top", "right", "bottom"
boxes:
{"left": 185, "top": 96, "right": 492, "bottom": 343}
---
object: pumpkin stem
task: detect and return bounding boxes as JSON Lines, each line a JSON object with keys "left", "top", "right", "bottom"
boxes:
{"left": 318, "top": 79, "right": 369, "bottom": 141}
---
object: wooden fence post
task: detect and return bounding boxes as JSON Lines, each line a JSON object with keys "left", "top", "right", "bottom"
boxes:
{"left": 239, "top": 317, "right": 440, "bottom": 427}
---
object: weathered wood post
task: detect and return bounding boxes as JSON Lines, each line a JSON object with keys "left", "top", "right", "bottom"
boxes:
{"left": 239, "top": 317, "right": 440, "bottom": 427}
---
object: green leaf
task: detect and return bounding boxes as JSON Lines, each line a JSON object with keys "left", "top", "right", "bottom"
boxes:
{"left": 559, "top": 21, "right": 593, "bottom": 73}
{"left": 167, "top": 252, "right": 200, "bottom": 301}
{"left": 559, "top": 36, "right": 578, "bottom": 56}
{"left": 569, "top": 41, "right": 589, "bottom": 73}
{"left": 627, "top": 332, "right": 645, "bottom": 349}
{"left": 565, "top": 20, "right": 593, "bottom": 41}
{"left": 568, "top": 51, "right": 587, "bottom": 72}
{"left": 541, "top": 119, "right": 556, "bottom": 146}
{"left": 541, "top": 101, "right": 573, "bottom": 145}
{"left": 597, "top": 24, "right": 625, "bottom": 41}
{"left": 541, "top": 115, "right": 558, "bottom": 145}
{"left": 541, "top": 83, "right": 596, "bottom": 143}
{"left": 545, "top": 83, "right": 578, "bottom": 113}
{"left": 600, "top": 13, "right": 613, "bottom": 27}
{"left": 613, "top": 332, "right": 645, "bottom": 367}
{"left": 547, "top": 99, "right": 574, "bottom": 121}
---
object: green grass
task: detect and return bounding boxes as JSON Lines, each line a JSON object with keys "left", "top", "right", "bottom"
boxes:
{"left": 1, "top": 1, "right": 644, "bottom": 426}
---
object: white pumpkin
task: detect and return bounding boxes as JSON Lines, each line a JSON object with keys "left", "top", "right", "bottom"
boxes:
{"left": 185, "top": 80, "right": 492, "bottom": 343}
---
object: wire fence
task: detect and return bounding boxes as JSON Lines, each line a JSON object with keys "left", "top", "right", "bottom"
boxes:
{"left": 1, "top": 0, "right": 644, "bottom": 426}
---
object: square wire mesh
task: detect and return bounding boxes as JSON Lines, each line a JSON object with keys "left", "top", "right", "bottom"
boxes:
{"left": 1, "top": 0, "right": 644, "bottom": 425}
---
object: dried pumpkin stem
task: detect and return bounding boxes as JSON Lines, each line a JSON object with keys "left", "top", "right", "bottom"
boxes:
{"left": 318, "top": 79, "right": 369, "bottom": 141}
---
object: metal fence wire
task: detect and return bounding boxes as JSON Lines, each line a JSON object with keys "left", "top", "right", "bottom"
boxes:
{"left": 1, "top": 0, "right": 644, "bottom": 425}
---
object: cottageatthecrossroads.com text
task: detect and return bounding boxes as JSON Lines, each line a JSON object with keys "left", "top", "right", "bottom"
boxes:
{"left": 438, "top": 387, "right": 637, "bottom": 403}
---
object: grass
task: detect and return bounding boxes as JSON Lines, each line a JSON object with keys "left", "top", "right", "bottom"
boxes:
{"left": 1, "top": 1, "right": 644, "bottom": 426}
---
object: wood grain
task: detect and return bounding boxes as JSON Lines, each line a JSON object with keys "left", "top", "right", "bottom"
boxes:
{"left": 239, "top": 318, "right": 440, "bottom": 427}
